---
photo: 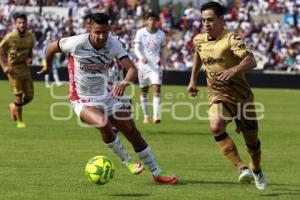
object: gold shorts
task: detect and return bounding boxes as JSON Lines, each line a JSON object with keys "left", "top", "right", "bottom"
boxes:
{"left": 7, "top": 73, "right": 33, "bottom": 96}
{"left": 208, "top": 101, "right": 258, "bottom": 134}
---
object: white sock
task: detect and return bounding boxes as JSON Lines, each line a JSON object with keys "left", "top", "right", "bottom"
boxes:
{"left": 105, "top": 136, "right": 131, "bottom": 163}
{"left": 137, "top": 146, "right": 161, "bottom": 176}
{"left": 140, "top": 95, "right": 148, "bottom": 117}
{"left": 45, "top": 74, "right": 50, "bottom": 86}
{"left": 153, "top": 96, "right": 160, "bottom": 119}
{"left": 53, "top": 71, "right": 61, "bottom": 85}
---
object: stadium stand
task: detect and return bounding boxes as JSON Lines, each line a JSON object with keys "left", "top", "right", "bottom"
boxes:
{"left": 0, "top": 0, "right": 300, "bottom": 73}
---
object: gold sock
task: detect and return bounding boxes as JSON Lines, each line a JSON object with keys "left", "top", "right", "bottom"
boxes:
{"left": 216, "top": 135, "right": 246, "bottom": 171}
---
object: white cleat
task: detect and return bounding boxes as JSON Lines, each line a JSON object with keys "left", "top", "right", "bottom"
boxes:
{"left": 56, "top": 82, "right": 63, "bottom": 87}
{"left": 143, "top": 116, "right": 150, "bottom": 124}
{"left": 239, "top": 167, "right": 254, "bottom": 184}
{"left": 251, "top": 169, "right": 268, "bottom": 190}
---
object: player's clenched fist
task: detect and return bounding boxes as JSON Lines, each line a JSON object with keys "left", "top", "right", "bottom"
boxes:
{"left": 187, "top": 81, "right": 199, "bottom": 97}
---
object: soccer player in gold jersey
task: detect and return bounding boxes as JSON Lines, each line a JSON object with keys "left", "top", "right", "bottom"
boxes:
{"left": 0, "top": 13, "right": 35, "bottom": 128}
{"left": 187, "top": 2, "right": 267, "bottom": 190}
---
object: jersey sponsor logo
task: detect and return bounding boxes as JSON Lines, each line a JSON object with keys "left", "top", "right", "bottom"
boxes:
{"left": 80, "top": 63, "right": 112, "bottom": 73}
{"left": 202, "top": 57, "right": 224, "bottom": 65}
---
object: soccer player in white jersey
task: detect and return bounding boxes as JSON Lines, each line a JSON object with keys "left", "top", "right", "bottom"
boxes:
{"left": 134, "top": 12, "right": 166, "bottom": 124}
{"left": 38, "top": 13, "right": 177, "bottom": 184}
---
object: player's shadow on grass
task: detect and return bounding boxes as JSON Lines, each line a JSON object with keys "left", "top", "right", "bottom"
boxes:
{"left": 109, "top": 193, "right": 150, "bottom": 197}
{"left": 177, "top": 179, "right": 239, "bottom": 185}
{"left": 271, "top": 183, "right": 300, "bottom": 187}
{"left": 261, "top": 187, "right": 300, "bottom": 197}
{"left": 149, "top": 131, "right": 210, "bottom": 136}
{"left": 260, "top": 192, "right": 300, "bottom": 197}
{"left": 179, "top": 180, "right": 300, "bottom": 187}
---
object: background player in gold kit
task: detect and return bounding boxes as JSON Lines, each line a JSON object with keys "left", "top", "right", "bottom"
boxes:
{"left": 0, "top": 13, "right": 34, "bottom": 128}
{"left": 187, "top": 1, "right": 267, "bottom": 190}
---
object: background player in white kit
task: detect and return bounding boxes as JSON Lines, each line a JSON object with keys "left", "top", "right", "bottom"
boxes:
{"left": 134, "top": 12, "right": 166, "bottom": 124}
{"left": 38, "top": 13, "right": 177, "bottom": 184}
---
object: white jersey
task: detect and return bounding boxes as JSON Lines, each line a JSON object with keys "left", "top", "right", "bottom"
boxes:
{"left": 108, "top": 34, "right": 125, "bottom": 84}
{"left": 134, "top": 27, "right": 166, "bottom": 67}
{"left": 108, "top": 61, "right": 124, "bottom": 84}
{"left": 58, "top": 33, "right": 128, "bottom": 100}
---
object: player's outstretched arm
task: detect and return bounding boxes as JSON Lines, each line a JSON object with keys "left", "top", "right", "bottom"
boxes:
{"left": 188, "top": 50, "right": 202, "bottom": 97}
{"left": 112, "top": 57, "right": 137, "bottom": 97}
{"left": 37, "top": 41, "right": 60, "bottom": 75}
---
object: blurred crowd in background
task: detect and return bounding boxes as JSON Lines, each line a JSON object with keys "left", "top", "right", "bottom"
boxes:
{"left": 1, "top": 0, "right": 300, "bottom": 72}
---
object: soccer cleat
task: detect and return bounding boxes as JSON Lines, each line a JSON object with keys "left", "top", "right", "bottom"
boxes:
{"left": 143, "top": 116, "right": 150, "bottom": 124}
{"left": 56, "top": 82, "right": 63, "bottom": 87}
{"left": 124, "top": 159, "right": 144, "bottom": 174}
{"left": 153, "top": 171, "right": 177, "bottom": 184}
{"left": 8, "top": 103, "right": 17, "bottom": 121}
{"left": 153, "top": 117, "right": 161, "bottom": 124}
{"left": 239, "top": 167, "right": 254, "bottom": 184}
{"left": 251, "top": 169, "right": 267, "bottom": 190}
{"left": 17, "top": 121, "right": 26, "bottom": 128}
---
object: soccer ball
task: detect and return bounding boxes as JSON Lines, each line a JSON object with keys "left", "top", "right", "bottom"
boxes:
{"left": 85, "top": 155, "right": 115, "bottom": 185}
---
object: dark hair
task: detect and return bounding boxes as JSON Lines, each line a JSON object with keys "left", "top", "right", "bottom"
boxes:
{"left": 200, "top": 1, "right": 225, "bottom": 17}
{"left": 91, "top": 13, "right": 110, "bottom": 25}
{"left": 13, "top": 12, "right": 27, "bottom": 21}
{"left": 146, "top": 11, "right": 158, "bottom": 20}
{"left": 83, "top": 13, "right": 93, "bottom": 21}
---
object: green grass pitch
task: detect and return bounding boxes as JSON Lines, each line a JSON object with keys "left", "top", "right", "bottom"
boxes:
{"left": 0, "top": 80, "right": 300, "bottom": 200}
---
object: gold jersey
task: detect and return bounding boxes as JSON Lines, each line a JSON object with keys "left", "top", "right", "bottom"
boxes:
{"left": 0, "top": 31, "right": 34, "bottom": 77}
{"left": 193, "top": 29, "right": 254, "bottom": 107}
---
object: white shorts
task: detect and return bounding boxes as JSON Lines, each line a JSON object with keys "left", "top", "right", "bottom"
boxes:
{"left": 118, "top": 95, "right": 132, "bottom": 110}
{"left": 71, "top": 96, "right": 124, "bottom": 117}
{"left": 138, "top": 64, "right": 163, "bottom": 88}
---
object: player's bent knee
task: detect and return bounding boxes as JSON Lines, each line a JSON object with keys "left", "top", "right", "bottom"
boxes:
{"left": 210, "top": 119, "right": 225, "bottom": 134}
{"left": 23, "top": 96, "right": 33, "bottom": 104}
